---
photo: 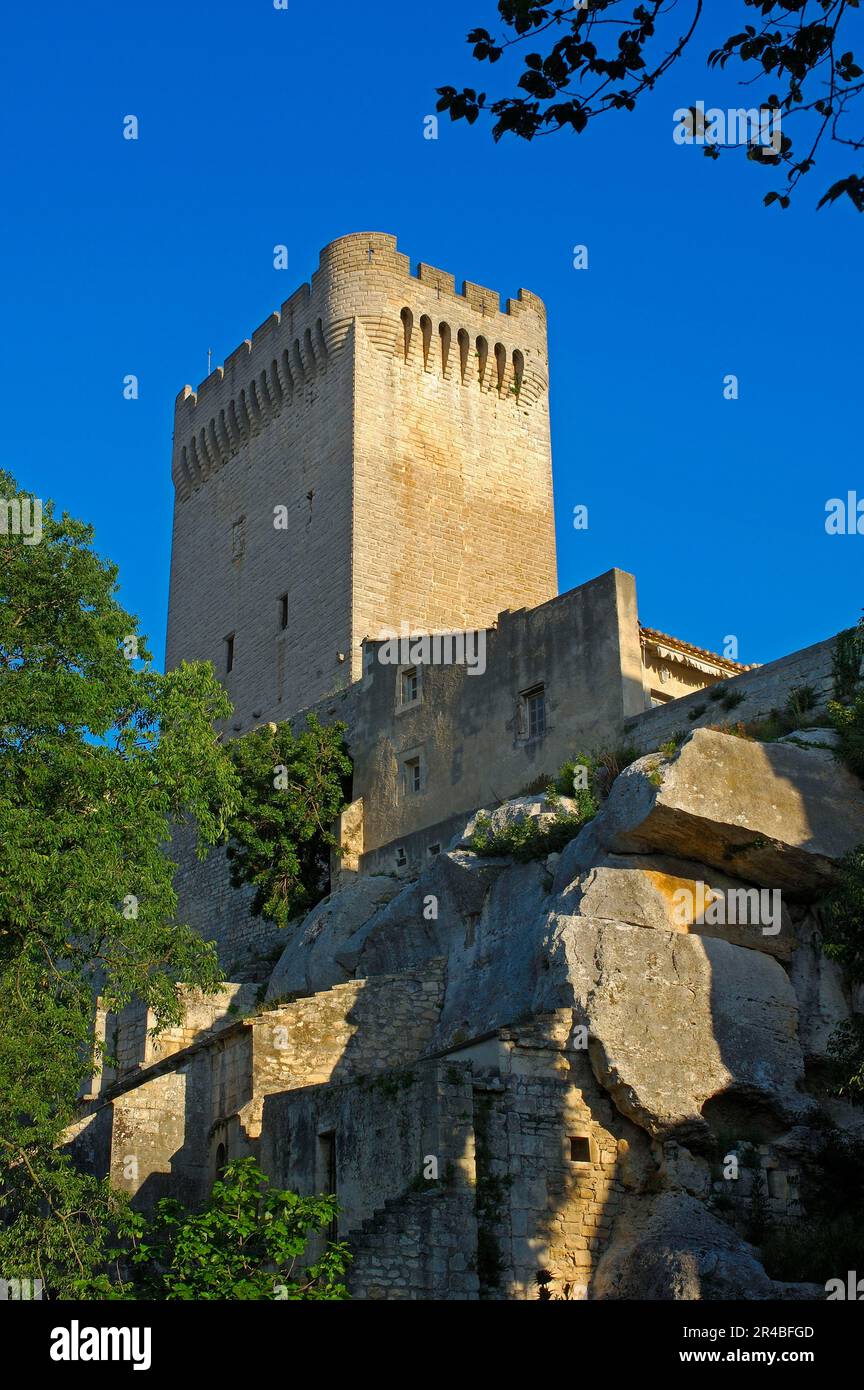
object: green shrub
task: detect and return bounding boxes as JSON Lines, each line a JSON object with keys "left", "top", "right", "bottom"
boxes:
{"left": 827, "top": 1016, "right": 864, "bottom": 1100}
{"left": 706, "top": 682, "right": 745, "bottom": 711}
{"left": 554, "top": 745, "right": 637, "bottom": 798}
{"left": 120, "top": 1157, "right": 350, "bottom": 1300}
{"left": 468, "top": 788, "right": 596, "bottom": 862}
{"left": 720, "top": 688, "right": 745, "bottom": 712}
{"left": 786, "top": 683, "right": 817, "bottom": 721}
{"left": 552, "top": 759, "right": 592, "bottom": 799}
{"left": 832, "top": 621, "right": 864, "bottom": 701}
{"left": 821, "top": 845, "right": 864, "bottom": 981}
{"left": 829, "top": 692, "right": 864, "bottom": 777}
{"left": 471, "top": 743, "right": 641, "bottom": 861}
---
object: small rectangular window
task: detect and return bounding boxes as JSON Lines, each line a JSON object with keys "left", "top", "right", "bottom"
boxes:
{"left": 569, "top": 1136, "right": 591, "bottom": 1164}
{"left": 279, "top": 594, "right": 288, "bottom": 631}
{"left": 427, "top": 843, "right": 441, "bottom": 858}
{"left": 521, "top": 684, "right": 546, "bottom": 739}
{"left": 401, "top": 667, "right": 419, "bottom": 705}
{"left": 231, "top": 517, "right": 246, "bottom": 561}
{"left": 225, "top": 633, "right": 235, "bottom": 674}
{"left": 403, "top": 757, "right": 421, "bottom": 795}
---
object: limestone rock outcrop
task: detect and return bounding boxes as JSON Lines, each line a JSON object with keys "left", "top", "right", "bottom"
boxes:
{"left": 555, "top": 728, "right": 864, "bottom": 893}
{"left": 538, "top": 915, "right": 807, "bottom": 1140}
{"left": 592, "top": 1192, "right": 821, "bottom": 1301}
{"left": 244, "top": 725, "right": 861, "bottom": 1300}
{"left": 266, "top": 874, "right": 403, "bottom": 1000}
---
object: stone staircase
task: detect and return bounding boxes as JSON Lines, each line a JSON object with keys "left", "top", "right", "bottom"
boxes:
{"left": 346, "top": 1188, "right": 479, "bottom": 1301}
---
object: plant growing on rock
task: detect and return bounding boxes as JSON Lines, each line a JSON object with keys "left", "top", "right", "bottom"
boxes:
{"left": 832, "top": 617, "right": 864, "bottom": 702}
{"left": 828, "top": 691, "right": 864, "bottom": 777}
{"left": 554, "top": 744, "right": 636, "bottom": 803}
{"left": 828, "top": 1018, "right": 864, "bottom": 1102}
{"left": 821, "top": 845, "right": 864, "bottom": 982}
{"left": 467, "top": 809, "right": 573, "bottom": 861}
{"left": 821, "top": 843, "right": 864, "bottom": 1101}
{"left": 468, "top": 788, "right": 594, "bottom": 862}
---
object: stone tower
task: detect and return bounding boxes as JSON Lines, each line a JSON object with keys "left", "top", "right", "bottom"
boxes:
{"left": 165, "top": 232, "right": 557, "bottom": 727}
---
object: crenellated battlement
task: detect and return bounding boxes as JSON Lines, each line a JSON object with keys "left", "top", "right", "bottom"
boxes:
{"left": 172, "top": 233, "right": 549, "bottom": 499}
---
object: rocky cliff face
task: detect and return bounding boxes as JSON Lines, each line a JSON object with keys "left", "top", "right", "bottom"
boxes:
{"left": 264, "top": 728, "right": 864, "bottom": 1299}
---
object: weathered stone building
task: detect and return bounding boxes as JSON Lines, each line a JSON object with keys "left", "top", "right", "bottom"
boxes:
{"left": 69, "top": 234, "right": 863, "bottom": 1300}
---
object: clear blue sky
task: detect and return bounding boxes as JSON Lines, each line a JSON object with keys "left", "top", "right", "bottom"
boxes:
{"left": 3, "top": 1, "right": 861, "bottom": 668}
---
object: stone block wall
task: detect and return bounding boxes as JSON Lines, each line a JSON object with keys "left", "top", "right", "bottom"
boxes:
{"left": 349, "top": 568, "right": 646, "bottom": 872}
{"left": 346, "top": 1191, "right": 479, "bottom": 1300}
{"left": 93, "top": 982, "right": 260, "bottom": 1094}
{"left": 247, "top": 966, "right": 446, "bottom": 1134}
{"left": 625, "top": 635, "right": 841, "bottom": 752}
{"left": 260, "top": 1056, "right": 477, "bottom": 1269}
{"left": 465, "top": 1015, "right": 639, "bottom": 1300}
{"left": 78, "top": 966, "right": 447, "bottom": 1212}
{"left": 708, "top": 1143, "right": 803, "bottom": 1232}
{"left": 168, "top": 824, "right": 286, "bottom": 978}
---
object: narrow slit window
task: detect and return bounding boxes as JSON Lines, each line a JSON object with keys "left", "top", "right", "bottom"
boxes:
{"left": 494, "top": 342, "right": 507, "bottom": 392}
{"left": 512, "top": 349, "right": 525, "bottom": 395}
{"left": 279, "top": 594, "right": 288, "bottom": 630}
{"left": 400, "top": 307, "right": 413, "bottom": 361}
{"left": 318, "top": 1132, "right": 338, "bottom": 1240}
{"left": 476, "top": 335, "right": 489, "bottom": 386}
{"left": 439, "top": 322, "right": 451, "bottom": 376}
{"left": 225, "top": 633, "right": 235, "bottom": 674}
{"left": 420, "top": 315, "right": 433, "bottom": 369}
{"left": 458, "top": 328, "right": 470, "bottom": 382}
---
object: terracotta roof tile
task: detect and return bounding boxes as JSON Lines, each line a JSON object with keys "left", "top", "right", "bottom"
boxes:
{"left": 640, "top": 626, "right": 759, "bottom": 673}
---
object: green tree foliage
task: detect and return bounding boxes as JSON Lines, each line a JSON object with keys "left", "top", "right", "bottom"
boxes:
{"left": 226, "top": 716, "right": 351, "bottom": 927}
{"left": 831, "top": 615, "right": 864, "bottom": 700}
{"left": 0, "top": 472, "right": 240, "bottom": 1295}
{"left": 438, "top": 0, "right": 863, "bottom": 210}
{"left": 821, "top": 846, "right": 864, "bottom": 981}
{"left": 828, "top": 1016, "right": 864, "bottom": 1100}
{"left": 822, "top": 844, "right": 864, "bottom": 1103}
{"left": 120, "top": 1158, "right": 350, "bottom": 1300}
{"left": 829, "top": 691, "right": 864, "bottom": 776}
